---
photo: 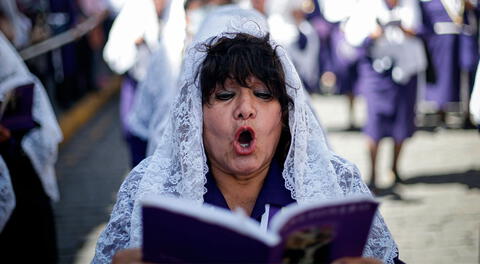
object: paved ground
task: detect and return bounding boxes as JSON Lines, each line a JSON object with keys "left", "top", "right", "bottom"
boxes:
{"left": 54, "top": 93, "right": 129, "bottom": 264}
{"left": 311, "top": 94, "right": 480, "bottom": 264}
{"left": 54, "top": 94, "right": 480, "bottom": 264}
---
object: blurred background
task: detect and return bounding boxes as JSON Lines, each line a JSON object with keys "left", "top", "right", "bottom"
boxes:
{"left": 0, "top": 0, "right": 479, "bottom": 263}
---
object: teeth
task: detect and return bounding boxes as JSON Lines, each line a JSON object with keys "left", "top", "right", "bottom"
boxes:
{"left": 240, "top": 143, "right": 250, "bottom": 148}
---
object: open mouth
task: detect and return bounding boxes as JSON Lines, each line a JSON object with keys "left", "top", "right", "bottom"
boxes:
{"left": 238, "top": 130, "right": 253, "bottom": 148}
{"left": 234, "top": 126, "right": 256, "bottom": 155}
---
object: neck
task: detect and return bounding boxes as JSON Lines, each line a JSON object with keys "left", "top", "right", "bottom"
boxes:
{"left": 210, "top": 164, "right": 270, "bottom": 216}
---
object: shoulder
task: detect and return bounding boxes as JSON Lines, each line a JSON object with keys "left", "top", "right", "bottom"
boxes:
{"left": 92, "top": 157, "right": 151, "bottom": 263}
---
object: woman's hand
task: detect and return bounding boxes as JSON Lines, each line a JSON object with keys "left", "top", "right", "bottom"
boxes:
{"left": 112, "top": 248, "right": 153, "bottom": 264}
{"left": 0, "top": 125, "right": 11, "bottom": 143}
{"left": 332, "top": 257, "right": 383, "bottom": 264}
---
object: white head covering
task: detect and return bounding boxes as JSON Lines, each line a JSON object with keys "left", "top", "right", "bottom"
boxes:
{"left": 0, "top": 32, "right": 63, "bottom": 202}
{"left": 93, "top": 6, "right": 398, "bottom": 263}
{"left": 103, "top": 0, "right": 162, "bottom": 79}
{"left": 127, "top": 0, "right": 186, "bottom": 142}
{"left": 0, "top": 156, "right": 15, "bottom": 232}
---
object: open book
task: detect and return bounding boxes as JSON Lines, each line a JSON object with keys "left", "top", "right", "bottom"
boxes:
{"left": 141, "top": 195, "right": 378, "bottom": 264}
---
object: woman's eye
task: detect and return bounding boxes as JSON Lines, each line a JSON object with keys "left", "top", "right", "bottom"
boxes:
{"left": 215, "top": 91, "right": 235, "bottom": 101}
{"left": 254, "top": 91, "right": 273, "bottom": 100}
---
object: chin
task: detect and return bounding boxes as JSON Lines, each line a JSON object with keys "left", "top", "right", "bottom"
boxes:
{"left": 231, "top": 158, "right": 266, "bottom": 176}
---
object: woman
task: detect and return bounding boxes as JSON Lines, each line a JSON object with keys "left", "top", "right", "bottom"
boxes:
{"left": 344, "top": 0, "right": 426, "bottom": 190}
{"left": 0, "top": 31, "right": 63, "bottom": 263}
{"left": 93, "top": 7, "right": 400, "bottom": 264}
{"left": 126, "top": 0, "right": 186, "bottom": 156}
{"left": 420, "top": 0, "right": 479, "bottom": 121}
{"left": 103, "top": 0, "right": 167, "bottom": 167}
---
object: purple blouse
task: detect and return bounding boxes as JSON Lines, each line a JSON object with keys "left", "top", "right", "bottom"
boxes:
{"left": 203, "top": 161, "right": 296, "bottom": 222}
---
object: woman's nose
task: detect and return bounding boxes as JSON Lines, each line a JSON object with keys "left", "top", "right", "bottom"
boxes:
{"left": 234, "top": 93, "right": 256, "bottom": 120}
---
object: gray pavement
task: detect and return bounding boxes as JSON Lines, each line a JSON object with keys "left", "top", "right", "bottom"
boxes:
{"left": 54, "top": 93, "right": 129, "bottom": 264}
{"left": 311, "top": 94, "right": 480, "bottom": 264}
{"left": 54, "top": 94, "right": 480, "bottom": 264}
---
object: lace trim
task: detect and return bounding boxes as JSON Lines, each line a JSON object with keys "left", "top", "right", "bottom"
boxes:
{"left": 0, "top": 157, "right": 15, "bottom": 232}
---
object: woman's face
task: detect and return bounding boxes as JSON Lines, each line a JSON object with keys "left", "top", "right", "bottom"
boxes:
{"left": 203, "top": 76, "right": 283, "bottom": 177}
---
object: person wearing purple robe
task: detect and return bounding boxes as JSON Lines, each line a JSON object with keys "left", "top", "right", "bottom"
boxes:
{"left": 317, "top": 0, "right": 361, "bottom": 128}
{"left": 344, "top": 0, "right": 426, "bottom": 190}
{"left": 420, "top": 0, "right": 479, "bottom": 123}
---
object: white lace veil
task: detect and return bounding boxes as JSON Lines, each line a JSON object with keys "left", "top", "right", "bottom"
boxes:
{"left": 0, "top": 156, "right": 15, "bottom": 232}
{"left": 94, "top": 6, "right": 398, "bottom": 263}
{"left": 0, "top": 32, "right": 63, "bottom": 202}
{"left": 103, "top": 0, "right": 161, "bottom": 79}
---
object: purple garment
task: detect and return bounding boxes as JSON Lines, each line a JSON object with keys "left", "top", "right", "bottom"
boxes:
{"left": 203, "top": 160, "right": 295, "bottom": 222}
{"left": 1, "top": 84, "right": 37, "bottom": 132}
{"left": 330, "top": 25, "right": 360, "bottom": 95}
{"left": 420, "top": 0, "right": 479, "bottom": 109}
{"left": 120, "top": 74, "right": 138, "bottom": 134}
{"left": 203, "top": 159, "right": 406, "bottom": 263}
{"left": 120, "top": 74, "right": 147, "bottom": 167}
{"left": 311, "top": 16, "right": 336, "bottom": 76}
{"left": 357, "top": 57, "right": 417, "bottom": 143}
{"left": 424, "top": 34, "right": 461, "bottom": 107}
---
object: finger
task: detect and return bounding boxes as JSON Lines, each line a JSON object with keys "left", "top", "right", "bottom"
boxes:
{"left": 112, "top": 248, "right": 142, "bottom": 264}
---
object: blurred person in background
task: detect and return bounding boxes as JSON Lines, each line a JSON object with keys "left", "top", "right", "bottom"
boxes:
{"left": 0, "top": 0, "right": 31, "bottom": 48}
{"left": 0, "top": 31, "right": 63, "bottom": 263}
{"left": 344, "top": 0, "right": 427, "bottom": 192}
{"left": 184, "top": 0, "right": 235, "bottom": 43}
{"left": 127, "top": 0, "right": 186, "bottom": 157}
{"left": 470, "top": 59, "right": 480, "bottom": 131}
{"left": 49, "top": 0, "right": 85, "bottom": 109}
{"left": 420, "top": 0, "right": 479, "bottom": 127}
{"left": 76, "top": 0, "right": 110, "bottom": 91}
{"left": 263, "top": 0, "right": 321, "bottom": 94}
{"left": 317, "top": 0, "right": 361, "bottom": 129}
{"left": 103, "top": 0, "right": 167, "bottom": 168}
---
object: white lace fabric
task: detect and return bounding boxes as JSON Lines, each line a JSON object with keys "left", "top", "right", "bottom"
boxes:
{"left": 0, "top": 32, "right": 63, "bottom": 202}
{"left": 0, "top": 156, "right": 15, "bottom": 232}
{"left": 93, "top": 6, "right": 398, "bottom": 264}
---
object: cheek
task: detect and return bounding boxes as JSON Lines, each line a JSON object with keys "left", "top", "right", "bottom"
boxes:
{"left": 202, "top": 106, "right": 230, "bottom": 153}
{"left": 262, "top": 106, "right": 283, "bottom": 144}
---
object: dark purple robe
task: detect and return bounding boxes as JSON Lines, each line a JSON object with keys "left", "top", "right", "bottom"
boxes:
{"left": 357, "top": 38, "right": 417, "bottom": 143}
{"left": 330, "top": 24, "right": 360, "bottom": 95}
{"left": 121, "top": 74, "right": 147, "bottom": 167}
{"left": 310, "top": 8, "right": 360, "bottom": 95}
{"left": 420, "top": 0, "right": 479, "bottom": 109}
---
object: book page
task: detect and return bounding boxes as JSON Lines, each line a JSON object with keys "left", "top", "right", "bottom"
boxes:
{"left": 268, "top": 196, "right": 378, "bottom": 264}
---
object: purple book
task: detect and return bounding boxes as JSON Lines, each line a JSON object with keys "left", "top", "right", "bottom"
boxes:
{"left": 0, "top": 83, "right": 37, "bottom": 132}
{"left": 142, "top": 196, "right": 378, "bottom": 264}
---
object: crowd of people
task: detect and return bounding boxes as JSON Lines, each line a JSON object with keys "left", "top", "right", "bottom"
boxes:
{"left": 0, "top": 0, "right": 479, "bottom": 263}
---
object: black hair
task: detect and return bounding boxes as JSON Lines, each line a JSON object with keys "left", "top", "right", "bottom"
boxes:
{"left": 197, "top": 32, "right": 294, "bottom": 164}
